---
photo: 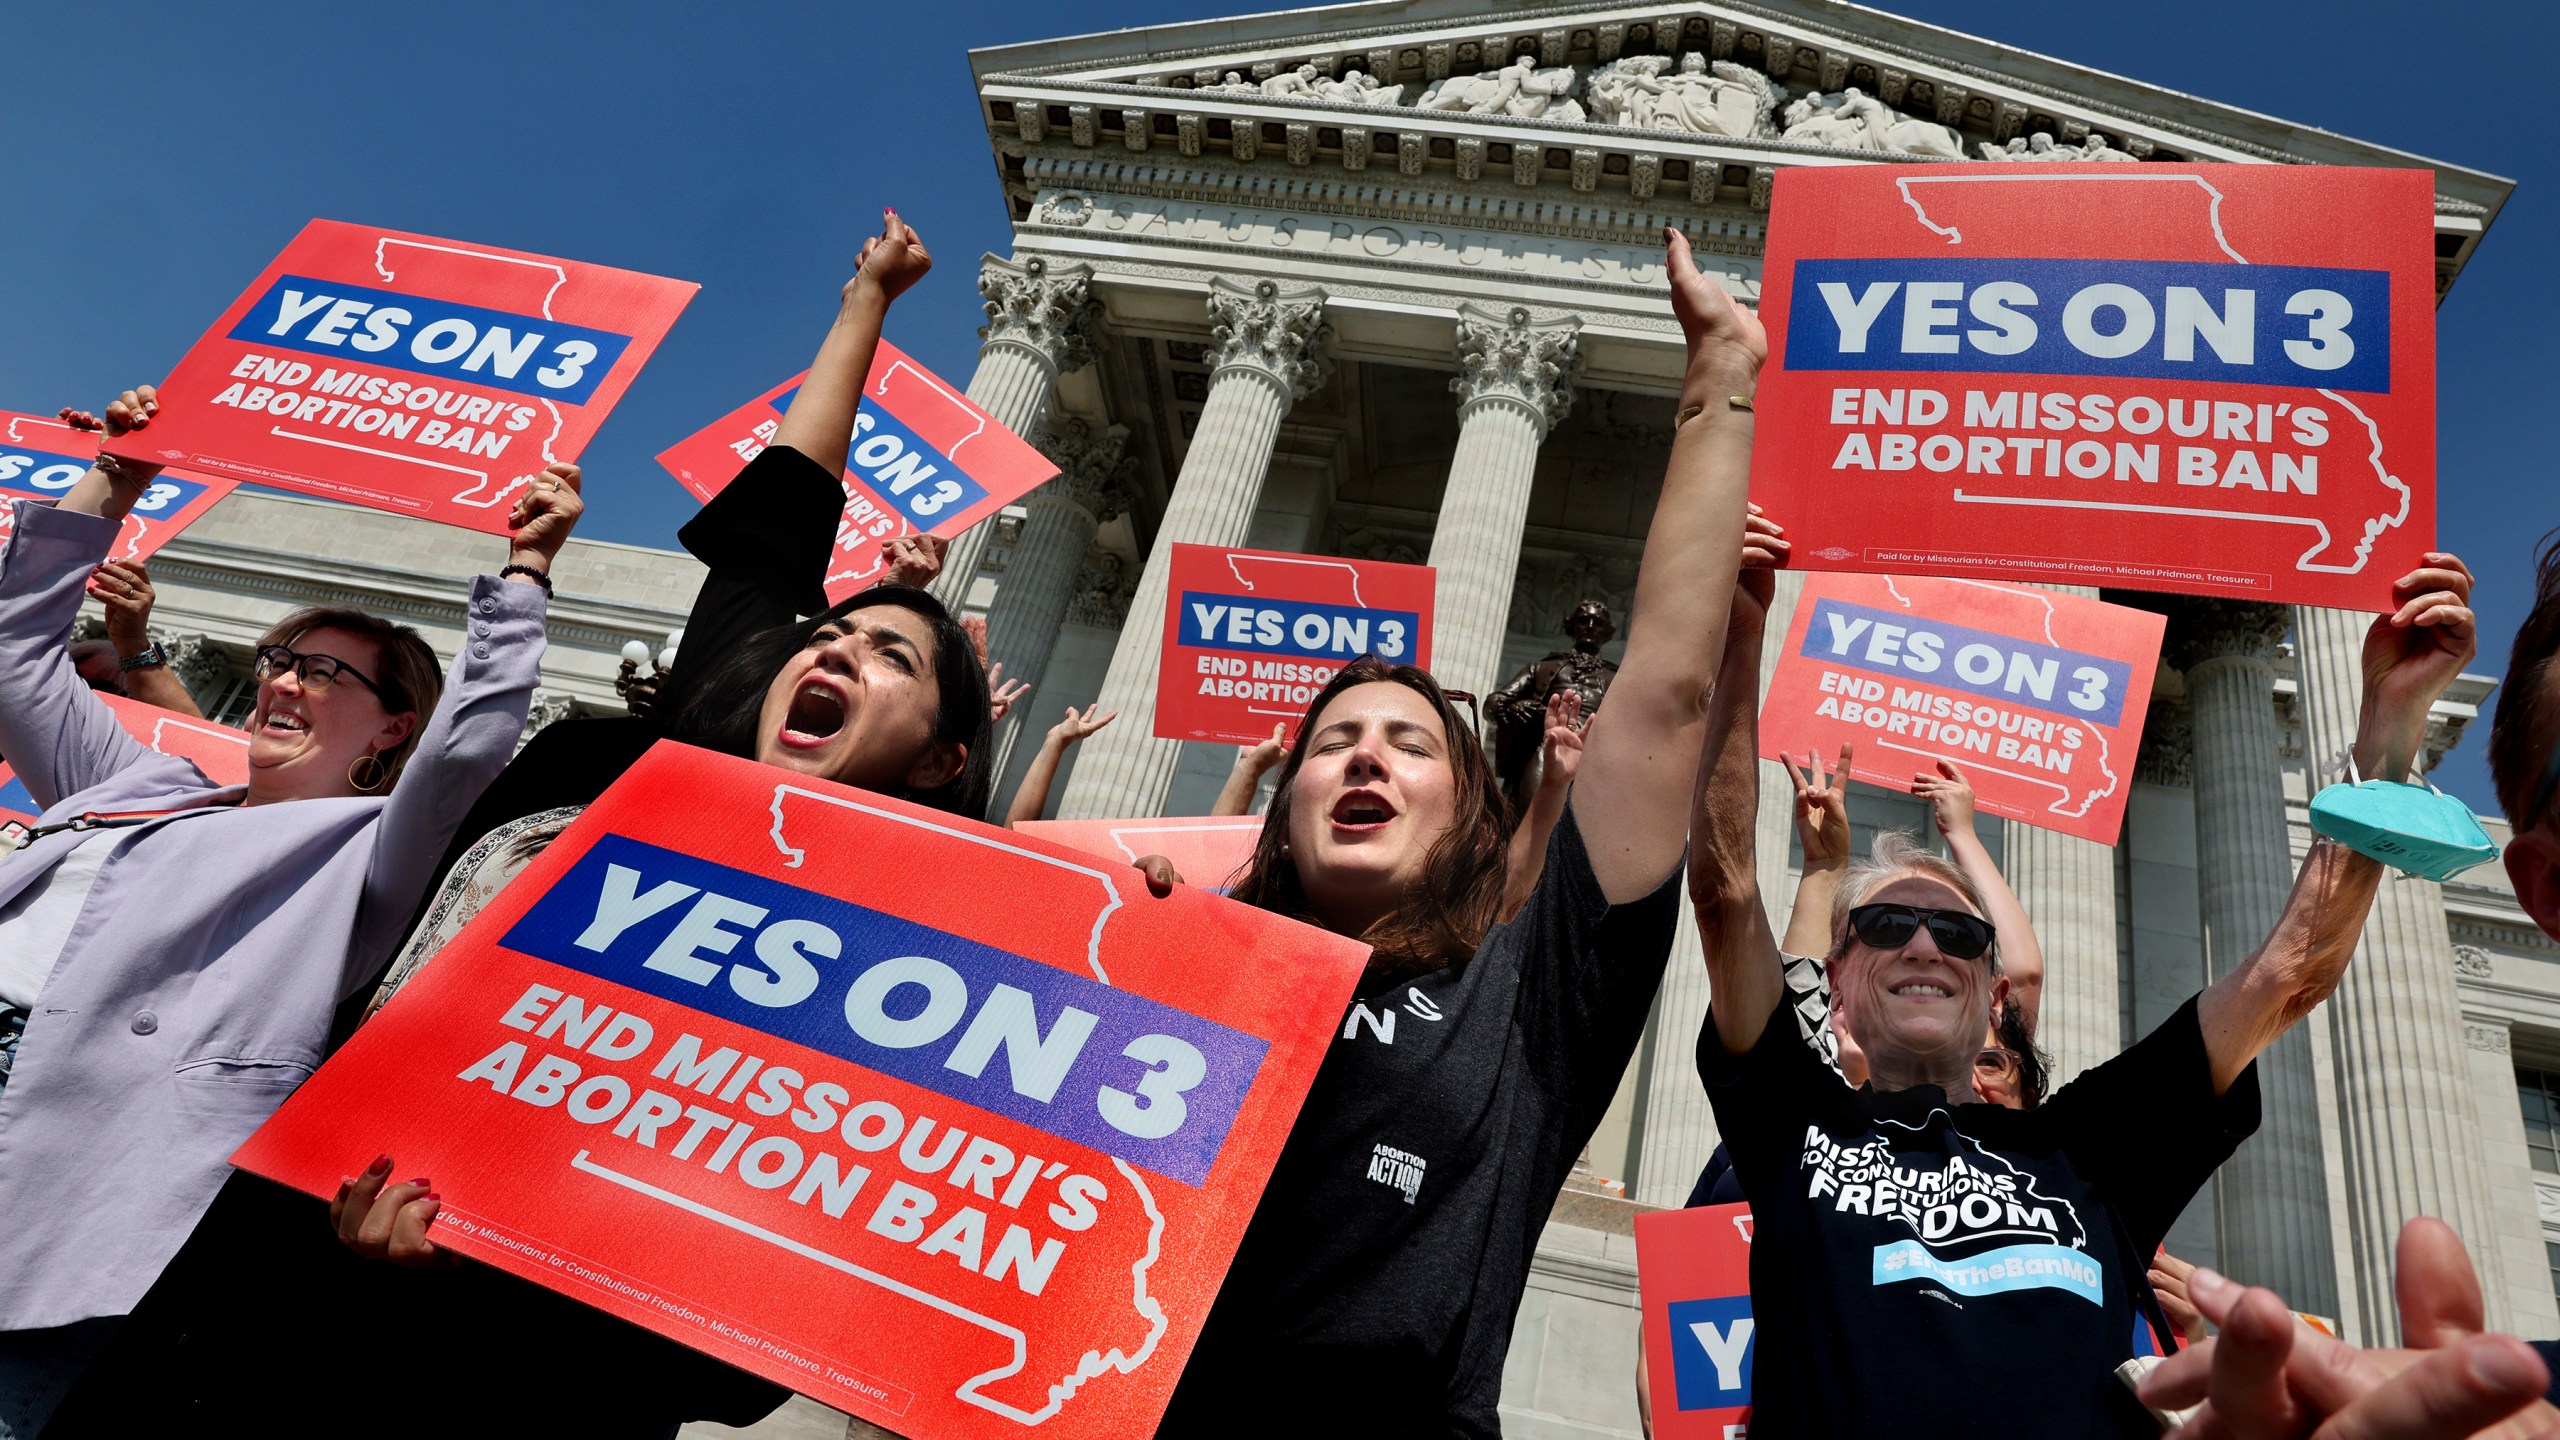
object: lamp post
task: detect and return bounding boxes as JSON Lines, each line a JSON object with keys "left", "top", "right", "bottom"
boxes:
{"left": 616, "top": 629, "right": 681, "bottom": 718}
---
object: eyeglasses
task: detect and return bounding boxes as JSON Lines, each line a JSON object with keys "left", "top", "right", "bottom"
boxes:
{"left": 1847, "top": 903, "right": 1997, "bottom": 961}
{"left": 254, "top": 644, "right": 386, "bottom": 699}
{"left": 1974, "top": 1047, "right": 2022, "bottom": 1081}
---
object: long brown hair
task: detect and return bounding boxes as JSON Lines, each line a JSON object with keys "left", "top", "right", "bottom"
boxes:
{"left": 1227, "top": 658, "right": 1512, "bottom": 983}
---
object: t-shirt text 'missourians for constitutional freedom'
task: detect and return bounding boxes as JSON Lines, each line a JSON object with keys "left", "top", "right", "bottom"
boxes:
{"left": 1701, "top": 992, "right": 2255, "bottom": 1438}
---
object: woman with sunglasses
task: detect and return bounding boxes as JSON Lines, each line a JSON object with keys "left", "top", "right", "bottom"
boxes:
{"left": 1147, "top": 228, "right": 1760, "bottom": 1438}
{"left": 1686, "top": 514, "right": 2481, "bottom": 1438}
{"left": 53, "top": 213, "right": 986, "bottom": 1440}
{"left": 0, "top": 387, "right": 577, "bottom": 1438}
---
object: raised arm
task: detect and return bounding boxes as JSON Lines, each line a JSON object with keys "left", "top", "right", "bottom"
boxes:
{"left": 90, "top": 561, "right": 204, "bottom": 719}
{"left": 773, "top": 209, "right": 931, "bottom": 480}
{"left": 1502, "top": 689, "right": 1586, "bottom": 920}
{"left": 1005, "top": 704, "right": 1116, "bottom": 827}
{"left": 1694, "top": 565, "right": 1786, "bottom": 1054}
{"left": 1780, "top": 739, "right": 1854, "bottom": 959}
{"left": 1569, "top": 229, "right": 1764, "bottom": 902}
{"left": 1210, "top": 723, "right": 1287, "bottom": 818}
{"left": 2195, "top": 554, "right": 2477, "bottom": 1094}
{"left": 353, "top": 467, "right": 582, "bottom": 970}
{"left": 1913, "top": 759, "right": 2042, "bottom": 1031}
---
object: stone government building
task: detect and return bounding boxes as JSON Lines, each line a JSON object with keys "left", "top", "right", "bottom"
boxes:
{"left": 124, "top": 1, "right": 2544, "bottom": 1435}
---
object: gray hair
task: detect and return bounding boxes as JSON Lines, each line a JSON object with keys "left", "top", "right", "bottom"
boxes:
{"left": 1827, "top": 828, "right": 2001, "bottom": 974}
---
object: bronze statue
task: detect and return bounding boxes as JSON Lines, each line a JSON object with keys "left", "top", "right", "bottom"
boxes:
{"left": 1486, "top": 599, "right": 1618, "bottom": 801}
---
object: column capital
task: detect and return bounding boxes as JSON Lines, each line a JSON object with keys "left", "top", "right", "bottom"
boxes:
{"left": 1204, "top": 277, "right": 1332, "bottom": 402}
{"left": 977, "top": 254, "right": 1099, "bottom": 377}
{"left": 2163, "top": 597, "right": 2291, "bottom": 671}
{"left": 1065, "top": 546, "right": 1139, "bottom": 629}
{"left": 160, "top": 631, "right": 228, "bottom": 692}
{"left": 2135, "top": 697, "right": 2193, "bottom": 788}
{"left": 1030, "top": 416, "right": 1135, "bottom": 526}
{"left": 1450, "top": 303, "right": 1581, "bottom": 432}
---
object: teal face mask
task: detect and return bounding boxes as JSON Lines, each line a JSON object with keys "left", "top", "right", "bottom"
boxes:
{"left": 2310, "top": 773, "right": 2500, "bottom": 883}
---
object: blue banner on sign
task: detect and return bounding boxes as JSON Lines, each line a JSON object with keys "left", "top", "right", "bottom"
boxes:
{"left": 0, "top": 445, "right": 208, "bottom": 515}
{"left": 1784, "top": 257, "right": 2389, "bottom": 393}
{"left": 501, "top": 833, "right": 1267, "bottom": 1187}
{"left": 1178, "top": 590, "right": 1424, "bottom": 664}
{"left": 1666, "top": 1295, "right": 1755, "bottom": 1410}
{"left": 1800, "top": 598, "right": 2133, "bottom": 726}
{"left": 230, "top": 275, "right": 634, "bottom": 404}
{"left": 1871, "top": 1239, "right": 2104, "bottom": 1305}
{"left": 849, "top": 403, "right": 987, "bottom": 529}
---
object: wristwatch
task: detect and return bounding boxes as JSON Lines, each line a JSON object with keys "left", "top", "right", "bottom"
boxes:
{"left": 117, "top": 641, "right": 168, "bottom": 672}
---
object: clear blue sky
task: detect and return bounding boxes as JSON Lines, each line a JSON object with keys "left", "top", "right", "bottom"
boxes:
{"left": 2, "top": 1, "right": 2549, "bottom": 811}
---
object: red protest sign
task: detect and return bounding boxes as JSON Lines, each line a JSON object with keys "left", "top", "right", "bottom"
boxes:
{"left": 1760, "top": 574, "right": 2163, "bottom": 845}
{"left": 1751, "top": 164, "right": 2436, "bottom": 611}
{"left": 107, "top": 220, "right": 696, "bottom": 535}
{"left": 1158, "top": 544, "right": 1434, "bottom": 746}
{"left": 0, "top": 410, "right": 238, "bottom": 563}
{"left": 1635, "top": 1202, "right": 1756, "bottom": 1439}
{"left": 656, "top": 344, "right": 1059, "bottom": 605}
{"left": 232, "top": 742, "right": 1366, "bottom": 1438}
{"left": 0, "top": 695, "right": 251, "bottom": 823}
{"left": 1014, "top": 817, "right": 1265, "bottom": 896}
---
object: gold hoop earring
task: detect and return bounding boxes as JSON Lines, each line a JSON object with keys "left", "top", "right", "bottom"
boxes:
{"left": 347, "top": 751, "right": 388, "bottom": 792}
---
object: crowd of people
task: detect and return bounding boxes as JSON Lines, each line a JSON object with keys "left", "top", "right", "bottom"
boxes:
{"left": 0, "top": 206, "right": 2552, "bottom": 1440}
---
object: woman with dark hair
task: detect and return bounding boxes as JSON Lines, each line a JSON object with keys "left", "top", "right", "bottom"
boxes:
{"left": 54, "top": 212, "right": 987, "bottom": 1439}
{"left": 0, "top": 388, "right": 577, "bottom": 1438}
{"left": 1150, "top": 228, "right": 1763, "bottom": 1438}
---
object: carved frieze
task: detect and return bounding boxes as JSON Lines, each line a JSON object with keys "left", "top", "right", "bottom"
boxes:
{"left": 1584, "top": 55, "right": 1783, "bottom": 139}
{"left": 2466, "top": 1022, "right": 2510, "bottom": 1054}
{"left": 2453, "top": 944, "right": 2495, "bottom": 980}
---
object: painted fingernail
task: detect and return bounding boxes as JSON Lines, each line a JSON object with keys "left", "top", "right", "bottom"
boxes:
{"left": 408, "top": 1177, "right": 431, "bottom": 1188}
{"left": 369, "top": 1154, "right": 392, "bottom": 1174}
{"left": 423, "top": 1192, "right": 441, "bottom": 1206}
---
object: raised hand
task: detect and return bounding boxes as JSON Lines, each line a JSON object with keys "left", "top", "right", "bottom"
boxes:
{"left": 505, "top": 462, "right": 584, "bottom": 573}
{"left": 59, "top": 386, "right": 167, "bottom": 489}
{"left": 1788, "top": 742, "right": 1856, "bottom": 869}
{"left": 1911, "top": 758, "right": 1977, "bottom": 840}
{"left": 1742, "top": 502, "right": 1790, "bottom": 570}
{"left": 1049, "top": 702, "right": 1118, "bottom": 744}
{"left": 1235, "top": 722, "right": 1287, "bottom": 781}
{"left": 1664, "top": 226, "right": 1767, "bottom": 376}
{"left": 849, "top": 207, "right": 933, "bottom": 307}
{"left": 1540, "top": 688, "right": 1586, "bottom": 789}
{"left": 87, "top": 561, "right": 159, "bottom": 652}
{"left": 881, "top": 532, "right": 947, "bottom": 587}
{"left": 2357, "top": 553, "right": 2478, "bottom": 781}
{"left": 989, "top": 664, "right": 1030, "bottom": 723}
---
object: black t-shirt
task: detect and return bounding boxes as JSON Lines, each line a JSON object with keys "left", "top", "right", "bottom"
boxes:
{"left": 1159, "top": 811, "right": 1680, "bottom": 1438}
{"left": 1700, "top": 991, "right": 2255, "bottom": 1438}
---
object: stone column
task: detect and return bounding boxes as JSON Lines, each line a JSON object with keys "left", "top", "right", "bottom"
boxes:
{"left": 2171, "top": 599, "right": 2337, "bottom": 1315}
{"left": 979, "top": 418, "right": 1134, "bottom": 781}
{"left": 928, "top": 255, "right": 1099, "bottom": 610}
{"left": 2004, "top": 585, "right": 2123, "bottom": 1089}
{"left": 1425, "top": 305, "right": 1580, "bottom": 695}
{"left": 2291, "top": 605, "right": 2505, "bottom": 1336}
{"left": 1058, "top": 279, "right": 1331, "bottom": 820}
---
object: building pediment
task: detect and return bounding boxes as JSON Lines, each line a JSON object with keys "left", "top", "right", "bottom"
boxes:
{"left": 974, "top": 0, "right": 2504, "bottom": 290}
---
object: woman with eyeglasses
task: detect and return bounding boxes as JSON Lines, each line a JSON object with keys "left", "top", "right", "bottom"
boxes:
{"left": 1143, "top": 228, "right": 1759, "bottom": 1438}
{"left": 1685, "top": 512, "right": 2481, "bottom": 1438}
{"left": 0, "top": 387, "right": 577, "bottom": 1438}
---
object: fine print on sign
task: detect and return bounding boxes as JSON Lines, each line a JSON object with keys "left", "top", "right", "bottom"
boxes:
{"left": 1750, "top": 164, "right": 2436, "bottom": 612}
{"left": 0, "top": 409, "right": 238, "bottom": 562}
{"left": 234, "top": 743, "right": 1367, "bottom": 1439}
{"left": 108, "top": 219, "right": 697, "bottom": 535}
{"left": 0, "top": 694, "right": 252, "bottom": 823}
{"left": 1760, "top": 574, "right": 2164, "bottom": 845}
{"left": 1635, "top": 1202, "right": 1756, "bottom": 1439}
{"left": 1014, "top": 817, "right": 1266, "bottom": 896}
{"left": 1158, "top": 544, "right": 1435, "bottom": 747}
{"left": 657, "top": 344, "right": 1060, "bottom": 604}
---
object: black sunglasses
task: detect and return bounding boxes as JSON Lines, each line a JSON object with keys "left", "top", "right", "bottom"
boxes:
{"left": 1441, "top": 688, "right": 1483, "bottom": 737}
{"left": 254, "top": 644, "right": 387, "bottom": 700}
{"left": 1848, "top": 902, "right": 1997, "bottom": 961}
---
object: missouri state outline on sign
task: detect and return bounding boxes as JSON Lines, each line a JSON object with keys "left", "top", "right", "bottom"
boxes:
{"left": 1750, "top": 164, "right": 2436, "bottom": 612}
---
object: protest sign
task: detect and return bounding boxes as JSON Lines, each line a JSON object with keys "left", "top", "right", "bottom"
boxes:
{"left": 234, "top": 741, "right": 1366, "bottom": 1438}
{"left": 1635, "top": 1202, "right": 1756, "bottom": 1439}
{"left": 107, "top": 220, "right": 695, "bottom": 535}
{"left": 656, "top": 345, "right": 1060, "bottom": 604}
{"left": 1158, "top": 544, "right": 1435, "bottom": 746}
{"left": 1760, "top": 574, "right": 2163, "bottom": 845}
{"left": 1014, "top": 817, "right": 1265, "bottom": 895}
{"left": 0, "top": 694, "right": 251, "bottom": 823}
{"left": 1750, "top": 164, "right": 2435, "bottom": 611}
{"left": 0, "top": 409, "right": 237, "bottom": 562}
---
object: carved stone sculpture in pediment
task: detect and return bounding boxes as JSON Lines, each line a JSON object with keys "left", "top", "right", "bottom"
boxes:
{"left": 1417, "top": 55, "right": 1586, "bottom": 125}
{"left": 1201, "top": 70, "right": 1259, "bottom": 94}
{"left": 1979, "top": 131, "right": 2139, "bottom": 162}
{"left": 1782, "top": 86, "right": 1965, "bottom": 159}
{"left": 1312, "top": 67, "right": 1405, "bottom": 106}
{"left": 1586, "top": 53, "right": 1782, "bottom": 139}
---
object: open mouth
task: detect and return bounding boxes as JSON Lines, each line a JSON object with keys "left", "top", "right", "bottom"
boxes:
{"left": 1329, "top": 790, "right": 1398, "bottom": 829}
{"left": 259, "top": 710, "right": 309, "bottom": 738}
{"left": 778, "top": 679, "right": 848, "bottom": 749}
{"left": 1891, "top": 980, "right": 1954, "bottom": 1000}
